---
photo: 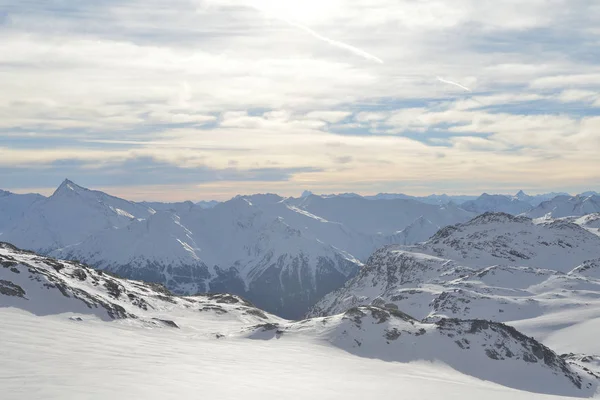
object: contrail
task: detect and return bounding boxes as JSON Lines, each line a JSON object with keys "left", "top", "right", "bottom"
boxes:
{"left": 282, "top": 17, "right": 384, "bottom": 64}
{"left": 246, "top": 1, "right": 383, "bottom": 64}
{"left": 436, "top": 76, "right": 472, "bottom": 92}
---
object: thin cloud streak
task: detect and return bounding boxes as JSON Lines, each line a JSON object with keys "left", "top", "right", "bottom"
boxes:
{"left": 245, "top": 1, "right": 384, "bottom": 64}
{"left": 437, "top": 76, "right": 472, "bottom": 92}
{"left": 282, "top": 17, "right": 384, "bottom": 64}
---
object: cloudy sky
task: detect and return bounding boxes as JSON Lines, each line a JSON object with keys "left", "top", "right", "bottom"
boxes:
{"left": 1, "top": 0, "right": 599, "bottom": 201}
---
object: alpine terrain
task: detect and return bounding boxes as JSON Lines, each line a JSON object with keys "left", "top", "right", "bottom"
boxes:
{"left": 2, "top": 242, "right": 599, "bottom": 399}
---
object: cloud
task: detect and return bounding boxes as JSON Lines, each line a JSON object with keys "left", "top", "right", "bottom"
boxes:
{"left": 1, "top": 0, "right": 599, "bottom": 199}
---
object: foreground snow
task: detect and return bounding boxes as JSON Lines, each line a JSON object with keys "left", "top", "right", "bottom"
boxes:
{"left": 1, "top": 308, "right": 596, "bottom": 400}
{"left": 2, "top": 243, "right": 600, "bottom": 399}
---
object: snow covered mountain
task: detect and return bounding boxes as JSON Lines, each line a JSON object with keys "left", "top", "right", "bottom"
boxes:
{"left": 460, "top": 193, "right": 532, "bottom": 215}
{"left": 51, "top": 195, "right": 363, "bottom": 319}
{"left": 409, "top": 212, "right": 600, "bottom": 272}
{"left": 3, "top": 180, "right": 599, "bottom": 320}
{"left": 2, "top": 181, "right": 477, "bottom": 318}
{"left": 3, "top": 243, "right": 598, "bottom": 398}
{"left": 526, "top": 194, "right": 600, "bottom": 219}
{"left": 309, "top": 247, "right": 600, "bottom": 322}
{"left": 514, "top": 190, "right": 570, "bottom": 207}
{"left": 548, "top": 213, "right": 600, "bottom": 237}
{"left": 365, "top": 193, "right": 479, "bottom": 205}
{"left": 0, "top": 190, "right": 44, "bottom": 234}
{"left": 309, "top": 213, "right": 600, "bottom": 355}
{"left": 2, "top": 180, "right": 154, "bottom": 253}
{"left": 285, "top": 194, "right": 475, "bottom": 235}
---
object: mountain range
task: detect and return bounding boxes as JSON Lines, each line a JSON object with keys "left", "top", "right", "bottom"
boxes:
{"left": 1, "top": 180, "right": 599, "bottom": 319}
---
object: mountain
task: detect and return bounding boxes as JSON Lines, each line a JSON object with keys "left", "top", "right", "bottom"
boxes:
{"left": 0, "top": 190, "right": 45, "bottom": 234}
{"left": 554, "top": 213, "right": 600, "bottom": 237}
{"left": 365, "top": 193, "right": 479, "bottom": 205}
{"left": 580, "top": 191, "right": 600, "bottom": 197}
{"left": 460, "top": 193, "right": 532, "bottom": 215}
{"left": 393, "top": 215, "right": 441, "bottom": 245}
{"left": 514, "top": 190, "right": 570, "bottom": 207}
{"left": 53, "top": 195, "right": 363, "bottom": 319}
{"left": 52, "top": 211, "right": 213, "bottom": 295}
{"left": 309, "top": 247, "right": 600, "bottom": 322}
{"left": 526, "top": 194, "right": 600, "bottom": 219}
{"left": 3, "top": 243, "right": 598, "bottom": 398}
{"left": 408, "top": 212, "right": 600, "bottom": 272}
{"left": 2, "top": 180, "right": 154, "bottom": 253}
{"left": 309, "top": 213, "right": 600, "bottom": 355}
{"left": 140, "top": 200, "right": 197, "bottom": 214}
{"left": 196, "top": 200, "right": 220, "bottom": 209}
{"left": 285, "top": 194, "right": 475, "bottom": 235}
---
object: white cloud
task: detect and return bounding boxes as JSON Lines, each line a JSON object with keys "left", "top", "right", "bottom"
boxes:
{"left": 1, "top": 0, "right": 599, "bottom": 198}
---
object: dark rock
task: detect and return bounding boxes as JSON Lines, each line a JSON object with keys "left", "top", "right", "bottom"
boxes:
{"left": 152, "top": 318, "right": 179, "bottom": 329}
{"left": 0, "top": 280, "right": 26, "bottom": 298}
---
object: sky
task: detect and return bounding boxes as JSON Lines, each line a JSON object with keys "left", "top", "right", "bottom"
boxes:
{"left": 0, "top": 0, "right": 599, "bottom": 201}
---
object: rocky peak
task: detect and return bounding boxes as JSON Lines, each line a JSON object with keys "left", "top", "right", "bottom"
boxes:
{"left": 52, "top": 179, "right": 87, "bottom": 197}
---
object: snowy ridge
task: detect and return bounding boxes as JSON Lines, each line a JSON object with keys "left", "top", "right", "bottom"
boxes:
{"left": 0, "top": 242, "right": 280, "bottom": 327}
{"left": 0, "top": 190, "right": 44, "bottom": 234}
{"left": 460, "top": 193, "right": 533, "bottom": 215}
{"left": 526, "top": 195, "right": 600, "bottom": 219}
{"left": 411, "top": 212, "right": 600, "bottom": 271}
{"left": 3, "top": 180, "right": 154, "bottom": 253}
{"left": 285, "top": 194, "right": 475, "bottom": 235}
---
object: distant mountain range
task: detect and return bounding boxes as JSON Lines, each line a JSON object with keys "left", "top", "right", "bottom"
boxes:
{"left": 1, "top": 180, "right": 599, "bottom": 318}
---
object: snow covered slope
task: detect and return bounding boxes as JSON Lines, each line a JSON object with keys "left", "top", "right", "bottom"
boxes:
{"left": 0, "top": 242, "right": 279, "bottom": 327}
{"left": 52, "top": 211, "right": 213, "bottom": 295}
{"left": 546, "top": 213, "right": 600, "bottom": 237}
{"left": 5, "top": 308, "right": 597, "bottom": 400}
{"left": 245, "top": 306, "right": 599, "bottom": 397}
{"left": 3, "top": 244, "right": 598, "bottom": 399}
{"left": 460, "top": 193, "right": 532, "bottom": 215}
{"left": 2, "top": 180, "right": 154, "bottom": 253}
{"left": 0, "top": 190, "right": 44, "bottom": 234}
{"left": 526, "top": 195, "right": 600, "bottom": 218}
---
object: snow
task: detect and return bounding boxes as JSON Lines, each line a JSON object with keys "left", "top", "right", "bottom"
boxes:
{"left": 3, "top": 308, "right": 586, "bottom": 400}
{"left": 526, "top": 195, "right": 600, "bottom": 219}
{"left": 2, "top": 244, "right": 599, "bottom": 399}
{"left": 408, "top": 212, "right": 600, "bottom": 272}
{"left": 460, "top": 193, "right": 533, "bottom": 215}
{"left": 2, "top": 179, "right": 153, "bottom": 252}
{"left": 0, "top": 190, "right": 44, "bottom": 233}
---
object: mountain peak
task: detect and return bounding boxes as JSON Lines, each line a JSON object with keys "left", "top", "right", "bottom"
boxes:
{"left": 466, "top": 212, "right": 531, "bottom": 225}
{"left": 53, "top": 179, "right": 87, "bottom": 196}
